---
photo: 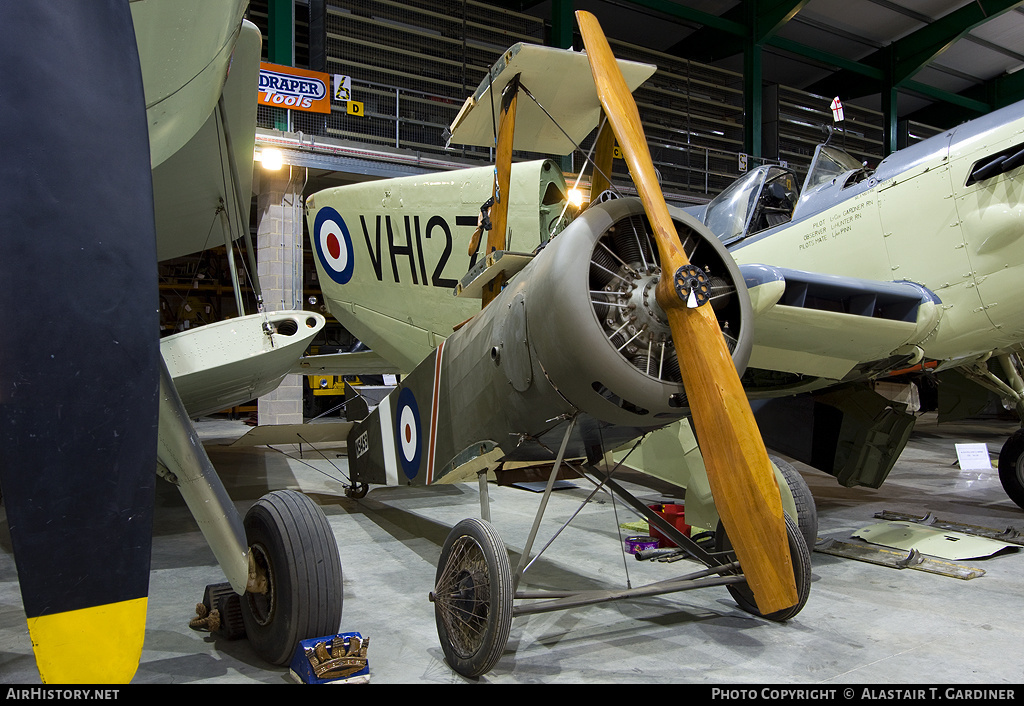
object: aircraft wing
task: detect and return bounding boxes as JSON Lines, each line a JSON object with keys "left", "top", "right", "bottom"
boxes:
{"left": 231, "top": 421, "right": 354, "bottom": 447}
{"left": 150, "top": 15, "right": 260, "bottom": 261}
{"left": 135, "top": 0, "right": 251, "bottom": 170}
{"left": 739, "top": 264, "right": 942, "bottom": 383}
{"left": 291, "top": 350, "right": 403, "bottom": 376}
{"left": 447, "top": 42, "right": 656, "bottom": 155}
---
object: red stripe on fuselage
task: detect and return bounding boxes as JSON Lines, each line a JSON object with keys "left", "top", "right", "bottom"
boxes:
{"left": 426, "top": 340, "right": 445, "bottom": 484}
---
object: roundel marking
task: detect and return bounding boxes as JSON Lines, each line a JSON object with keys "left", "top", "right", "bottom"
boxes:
{"left": 313, "top": 206, "right": 354, "bottom": 284}
{"left": 395, "top": 387, "right": 422, "bottom": 480}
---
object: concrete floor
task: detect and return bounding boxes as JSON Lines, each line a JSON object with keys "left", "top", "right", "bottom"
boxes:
{"left": 1, "top": 412, "right": 1022, "bottom": 685}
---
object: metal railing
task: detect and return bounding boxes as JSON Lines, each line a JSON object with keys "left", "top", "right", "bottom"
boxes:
{"left": 258, "top": 76, "right": 788, "bottom": 201}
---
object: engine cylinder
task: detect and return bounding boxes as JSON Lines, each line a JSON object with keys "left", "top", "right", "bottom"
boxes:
{"left": 431, "top": 197, "right": 754, "bottom": 467}
{"left": 523, "top": 197, "right": 752, "bottom": 427}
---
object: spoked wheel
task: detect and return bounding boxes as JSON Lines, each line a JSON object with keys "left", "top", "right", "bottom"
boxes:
{"left": 240, "top": 490, "right": 344, "bottom": 665}
{"left": 431, "top": 518, "right": 513, "bottom": 678}
{"left": 997, "top": 428, "right": 1024, "bottom": 510}
{"left": 715, "top": 512, "right": 811, "bottom": 622}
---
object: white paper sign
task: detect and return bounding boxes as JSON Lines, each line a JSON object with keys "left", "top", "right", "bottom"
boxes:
{"left": 333, "top": 74, "right": 352, "bottom": 101}
{"left": 955, "top": 442, "right": 993, "bottom": 470}
{"left": 831, "top": 96, "right": 844, "bottom": 122}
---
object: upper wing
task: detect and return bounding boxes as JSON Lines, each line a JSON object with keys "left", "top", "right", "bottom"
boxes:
{"left": 150, "top": 17, "right": 261, "bottom": 261}
{"left": 447, "top": 42, "right": 655, "bottom": 155}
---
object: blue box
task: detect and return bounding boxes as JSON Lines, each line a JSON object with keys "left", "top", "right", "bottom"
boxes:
{"left": 289, "top": 632, "right": 369, "bottom": 684}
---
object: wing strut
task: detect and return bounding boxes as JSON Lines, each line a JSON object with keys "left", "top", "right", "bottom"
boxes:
{"left": 480, "top": 73, "right": 522, "bottom": 307}
{"left": 576, "top": 10, "right": 798, "bottom": 615}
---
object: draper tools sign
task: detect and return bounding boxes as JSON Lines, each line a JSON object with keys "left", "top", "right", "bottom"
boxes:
{"left": 258, "top": 62, "right": 331, "bottom": 114}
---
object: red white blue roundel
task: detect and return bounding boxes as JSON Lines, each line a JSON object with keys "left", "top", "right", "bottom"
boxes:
{"left": 313, "top": 207, "right": 354, "bottom": 284}
{"left": 395, "top": 387, "right": 422, "bottom": 480}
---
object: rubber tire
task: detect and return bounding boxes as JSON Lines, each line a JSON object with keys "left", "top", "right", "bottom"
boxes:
{"left": 434, "top": 518, "right": 513, "bottom": 678}
{"left": 715, "top": 512, "right": 812, "bottom": 622}
{"left": 770, "top": 455, "right": 819, "bottom": 551}
{"left": 240, "top": 490, "right": 344, "bottom": 665}
{"left": 998, "top": 428, "right": 1024, "bottom": 510}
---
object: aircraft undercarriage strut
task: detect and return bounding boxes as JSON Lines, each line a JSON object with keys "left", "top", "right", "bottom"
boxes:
{"left": 963, "top": 352, "right": 1024, "bottom": 421}
{"left": 431, "top": 417, "right": 812, "bottom": 678}
{"left": 155, "top": 360, "right": 251, "bottom": 593}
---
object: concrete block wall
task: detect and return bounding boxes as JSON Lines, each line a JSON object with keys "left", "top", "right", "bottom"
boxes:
{"left": 256, "top": 169, "right": 306, "bottom": 426}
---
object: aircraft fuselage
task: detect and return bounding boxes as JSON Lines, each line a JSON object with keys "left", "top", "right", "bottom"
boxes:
{"left": 734, "top": 101, "right": 1024, "bottom": 366}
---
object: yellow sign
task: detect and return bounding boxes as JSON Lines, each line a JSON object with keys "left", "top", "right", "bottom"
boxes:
{"left": 347, "top": 101, "right": 364, "bottom": 117}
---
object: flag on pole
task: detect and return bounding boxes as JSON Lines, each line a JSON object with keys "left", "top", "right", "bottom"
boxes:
{"left": 831, "top": 96, "right": 845, "bottom": 122}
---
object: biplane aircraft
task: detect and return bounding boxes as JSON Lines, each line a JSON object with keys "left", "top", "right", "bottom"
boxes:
{"left": 301, "top": 9, "right": 1024, "bottom": 678}
{"left": 1, "top": 1, "right": 342, "bottom": 682}
{"left": 305, "top": 11, "right": 813, "bottom": 678}
{"left": 306, "top": 23, "right": 1024, "bottom": 513}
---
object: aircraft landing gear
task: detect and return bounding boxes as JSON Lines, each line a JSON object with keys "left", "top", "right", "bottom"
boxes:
{"left": 714, "top": 512, "right": 812, "bottom": 622}
{"left": 430, "top": 518, "right": 514, "bottom": 678}
{"left": 428, "top": 465, "right": 814, "bottom": 679}
{"left": 345, "top": 482, "right": 369, "bottom": 499}
{"left": 770, "top": 455, "right": 819, "bottom": 551}
{"left": 997, "top": 428, "right": 1024, "bottom": 510}
{"left": 241, "top": 490, "right": 344, "bottom": 665}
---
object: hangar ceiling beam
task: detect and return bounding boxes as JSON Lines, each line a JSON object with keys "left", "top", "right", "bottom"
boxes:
{"left": 910, "top": 60, "right": 1024, "bottom": 127}
{"left": 743, "top": 1, "right": 811, "bottom": 159}
{"left": 812, "top": 0, "right": 1024, "bottom": 98}
{"left": 804, "top": 0, "right": 1023, "bottom": 152}
{"left": 267, "top": 0, "right": 294, "bottom": 66}
{"left": 888, "top": 0, "right": 1023, "bottom": 87}
{"left": 620, "top": 0, "right": 747, "bottom": 37}
{"left": 608, "top": 1, "right": 809, "bottom": 159}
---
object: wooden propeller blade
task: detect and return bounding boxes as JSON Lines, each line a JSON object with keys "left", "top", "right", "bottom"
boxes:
{"left": 576, "top": 10, "right": 797, "bottom": 615}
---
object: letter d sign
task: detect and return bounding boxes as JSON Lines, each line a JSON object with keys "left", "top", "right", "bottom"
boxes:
{"left": 347, "top": 100, "right": 364, "bottom": 117}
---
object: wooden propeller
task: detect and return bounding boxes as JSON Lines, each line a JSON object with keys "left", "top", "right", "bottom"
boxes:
{"left": 577, "top": 10, "right": 798, "bottom": 614}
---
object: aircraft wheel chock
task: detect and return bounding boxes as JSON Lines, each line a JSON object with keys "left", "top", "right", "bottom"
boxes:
{"left": 715, "top": 512, "right": 811, "bottom": 622}
{"left": 431, "top": 518, "right": 513, "bottom": 678}
{"left": 997, "top": 428, "right": 1024, "bottom": 510}
{"left": 240, "top": 490, "right": 344, "bottom": 665}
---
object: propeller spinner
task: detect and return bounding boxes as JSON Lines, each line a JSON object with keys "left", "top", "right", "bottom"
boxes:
{"left": 576, "top": 10, "right": 798, "bottom": 615}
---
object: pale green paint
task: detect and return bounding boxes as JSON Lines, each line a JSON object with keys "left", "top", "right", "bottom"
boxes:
{"left": 306, "top": 160, "right": 568, "bottom": 372}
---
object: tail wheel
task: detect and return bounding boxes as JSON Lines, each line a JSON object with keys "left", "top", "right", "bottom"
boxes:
{"left": 997, "top": 428, "right": 1024, "bottom": 510}
{"left": 715, "top": 512, "right": 811, "bottom": 622}
{"left": 432, "top": 518, "right": 513, "bottom": 678}
{"left": 241, "top": 490, "right": 344, "bottom": 665}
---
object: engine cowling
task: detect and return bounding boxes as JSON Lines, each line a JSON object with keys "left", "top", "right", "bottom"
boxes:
{"left": 521, "top": 195, "right": 752, "bottom": 428}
